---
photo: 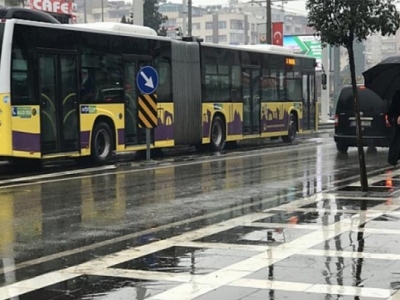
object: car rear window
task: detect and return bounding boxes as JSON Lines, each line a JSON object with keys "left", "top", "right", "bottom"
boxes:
{"left": 336, "top": 88, "right": 386, "bottom": 112}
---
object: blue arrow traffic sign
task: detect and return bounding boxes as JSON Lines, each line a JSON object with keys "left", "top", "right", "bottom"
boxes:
{"left": 136, "top": 66, "right": 159, "bottom": 95}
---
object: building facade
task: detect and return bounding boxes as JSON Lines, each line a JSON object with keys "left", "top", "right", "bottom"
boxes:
{"left": 159, "top": 2, "right": 311, "bottom": 45}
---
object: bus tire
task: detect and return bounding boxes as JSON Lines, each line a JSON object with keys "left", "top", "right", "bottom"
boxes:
{"left": 282, "top": 113, "right": 297, "bottom": 143}
{"left": 211, "top": 116, "right": 226, "bottom": 151}
{"left": 91, "top": 122, "right": 113, "bottom": 165}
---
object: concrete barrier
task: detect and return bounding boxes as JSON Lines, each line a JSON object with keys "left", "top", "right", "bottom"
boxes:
{"left": 318, "top": 122, "right": 334, "bottom": 130}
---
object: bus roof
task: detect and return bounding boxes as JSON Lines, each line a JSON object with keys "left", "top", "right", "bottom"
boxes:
{"left": 67, "top": 22, "right": 158, "bottom": 36}
{"left": 201, "top": 42, "right": 313, "bottom": 59}
{"left": 8, "top": 19, "right": 314, "bottom": 59}
{"left": 9, "top": 18, "right": 168, "bottom": 41}
{"left": 237, "top": 44, "right": 294, "bottom": 54}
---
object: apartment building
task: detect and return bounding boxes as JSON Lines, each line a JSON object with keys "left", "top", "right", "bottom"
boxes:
{"left": 73, "top": 0, "right": 127, "bottom": 23}
{"left": 159, "top": 2, "right": 310, "bottom": 45}
{"left": 0, "top": 0, "right": 24, "bottom": 7}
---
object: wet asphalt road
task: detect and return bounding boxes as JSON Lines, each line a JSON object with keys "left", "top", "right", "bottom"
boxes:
{"left": 0, "top": 133, "right": 398, "bottom": 299}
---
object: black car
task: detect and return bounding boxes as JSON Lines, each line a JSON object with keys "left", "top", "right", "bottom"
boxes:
{"left": 334, "top": 85, "right": 392, "bottom": 153}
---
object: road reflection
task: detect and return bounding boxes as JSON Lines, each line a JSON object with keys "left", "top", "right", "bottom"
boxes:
{"left": 1, "top": 143, "right": 395, "bottom": 297}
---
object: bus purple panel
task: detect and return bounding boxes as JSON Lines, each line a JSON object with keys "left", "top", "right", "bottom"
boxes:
{"left": 118, "top": 129, "right": 125, "bottom": 145}
{"left": 80, "top": 131, "right": 90, "bottom": 149}
{"left": 12, "top": 131, "right": 40, "bottom": 152}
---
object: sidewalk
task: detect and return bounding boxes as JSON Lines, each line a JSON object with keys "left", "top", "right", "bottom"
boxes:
{"left": 1, "top": 165, "right": 400, "bottom": 299}
{"left": 139, "top": 168, "right": 400, "bottom": 300}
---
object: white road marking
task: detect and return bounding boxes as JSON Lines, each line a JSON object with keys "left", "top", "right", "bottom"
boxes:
{"left": 0, "top": 165, "right": 116, "bottom": 185}
{"left": 0, "top": 167, "right": 399, "bottom": 299}
{"left": 230, "top": 278, "right": 392, "bottom": 298}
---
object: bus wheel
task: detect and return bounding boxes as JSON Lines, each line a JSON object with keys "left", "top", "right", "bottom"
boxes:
{"left": 91, "top": 122, "right": 113, "bottom": 165}
{"left": 282, "top": 113, "right": 297, "bottom": 143}
{"left": 211, "top": 116, "right": 226, "bottom": 151}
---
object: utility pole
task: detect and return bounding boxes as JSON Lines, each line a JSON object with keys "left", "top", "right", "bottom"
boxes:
{"left": 188, "top": 0, "right": 192, "bottom": 37}
{"left": 182, "top": 0, "right": 187, "bottom": 36}
{"left": 266, "top": 0, "right": 271, "bottom": 44}
{"left": 321, "top": 45, "right": 330, "bottom": 122}
{"left": 133, "top": 0, "right": 144, "bottom": 26}
{"left": 333, "top": 46, "right": 341, "bottom": 110}
{"left": 251, "top": 0, "right": 272, "bottom": 44}
{"left": 83, "top": 0, "right": 87, "bottom": 23}
{"left": 101, "top": 0, "right": 104, "bottom": 22}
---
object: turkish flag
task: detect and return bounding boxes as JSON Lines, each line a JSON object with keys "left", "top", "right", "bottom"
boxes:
{"left": 272, "top": 22, "right": 284, "bottom": 46}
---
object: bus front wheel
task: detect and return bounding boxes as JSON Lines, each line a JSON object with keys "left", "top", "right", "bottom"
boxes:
{"left": 282, "top": 113, "right": 297, "bottom": 143}
{"left": 91, "top": 122, "right": 113, "bottom": 165}
{"left": 211, "top": 116, "right": 226, "bottom": 151}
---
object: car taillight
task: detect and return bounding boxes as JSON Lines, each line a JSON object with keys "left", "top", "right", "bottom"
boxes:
{"left": 334, "top": 114, "right": 339, "bottom": 126}
{"left": 385, "top": 114, "right": 392, "bottom": 127}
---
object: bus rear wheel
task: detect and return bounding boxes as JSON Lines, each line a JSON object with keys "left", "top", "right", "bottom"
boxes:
{"left": 211, "top": 116, "right": 226, "bottom": 151}
{"left": 282, "top": 113, "right": 297, "bottom": 143}
{"left": 91, "top": 122, "right": 113, "bottom": 165}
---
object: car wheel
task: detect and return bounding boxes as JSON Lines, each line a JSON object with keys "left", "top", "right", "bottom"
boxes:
{"left": 336, "top": 143, "right": 349, "bottom": 153}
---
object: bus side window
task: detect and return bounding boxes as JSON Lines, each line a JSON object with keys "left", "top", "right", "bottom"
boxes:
{"left": 80, "top": 68, "right": 96, "bottom": 103}
{"left": 81, "top": 53, "right": 123, "bottom": 104}
{"left": 11, "top": 49, "right": 33, "bottom": 105}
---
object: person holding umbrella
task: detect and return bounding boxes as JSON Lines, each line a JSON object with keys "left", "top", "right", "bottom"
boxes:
{"left": 387, "top": 90, "right": 400, "bottom": 165}
{"left": 363, "top": 56, "right": 400, "bottom": 165}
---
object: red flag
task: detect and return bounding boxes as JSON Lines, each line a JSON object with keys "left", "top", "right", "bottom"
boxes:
{"left": 272, "top": 22, "right": 284, "bottom": 46}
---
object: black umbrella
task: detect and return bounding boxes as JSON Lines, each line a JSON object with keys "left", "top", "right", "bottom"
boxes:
{"left": 363, "top": 56, "right": 400, "bottom": 101}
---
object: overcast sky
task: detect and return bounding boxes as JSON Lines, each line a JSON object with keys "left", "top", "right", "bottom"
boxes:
{"left": 120, "top": 0, "right": 308, "bottom": 14}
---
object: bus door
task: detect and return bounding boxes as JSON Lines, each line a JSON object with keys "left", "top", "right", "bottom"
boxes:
{"left": 123, "top": 55, "right": 153, "bottom": 146}
{"left": 38, "top": 52, "right": 79, "bottom": 155}
{"left": 242, "top": 67, "right": 261, "bottom": 134}
{"left": 302, "top": 72, "right": 316, "bottom": 130}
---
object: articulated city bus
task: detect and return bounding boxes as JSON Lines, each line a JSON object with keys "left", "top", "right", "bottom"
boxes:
{"left": 0, "top": 9, "right": 319, "bottom": 165}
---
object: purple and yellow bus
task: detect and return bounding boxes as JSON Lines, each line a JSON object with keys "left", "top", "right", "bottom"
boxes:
{"left": 0, "top": 10, "right": 319, "bottom": 165}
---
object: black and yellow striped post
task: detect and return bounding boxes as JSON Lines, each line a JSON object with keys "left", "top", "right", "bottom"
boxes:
{"left": 138, "top": 93, "right": 158, "bottom": 161}
{"left": 138, "top": 94, "right": 158, "bottom": 129}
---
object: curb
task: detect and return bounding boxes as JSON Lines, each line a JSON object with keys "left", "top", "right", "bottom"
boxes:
{"left": 116, "top": 139, "right": 323, "bottom": 169}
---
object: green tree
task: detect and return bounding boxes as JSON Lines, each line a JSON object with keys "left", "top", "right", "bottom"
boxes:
{"left": 307, "top": 0, "right": 400, "bottom": 192}
{"left": 144, "top": 0, "right": 168, "bottom": 32}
